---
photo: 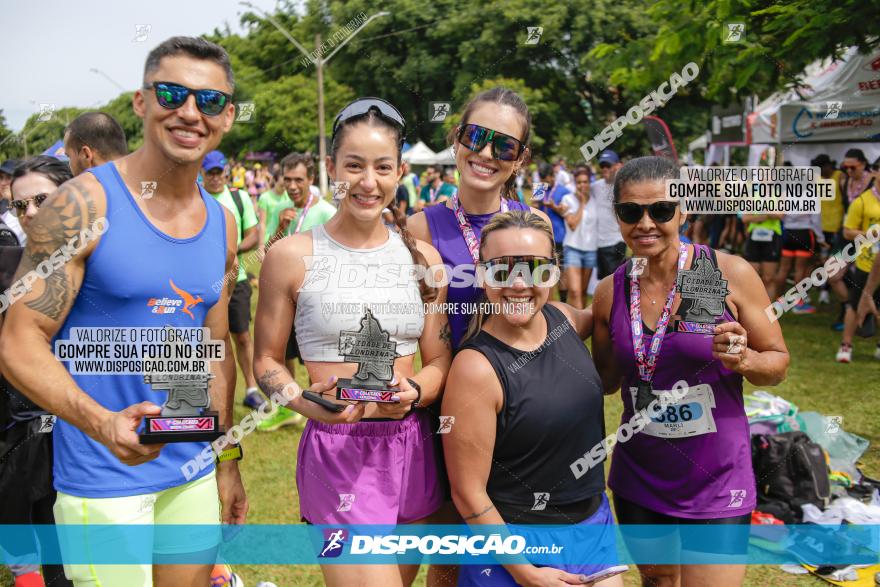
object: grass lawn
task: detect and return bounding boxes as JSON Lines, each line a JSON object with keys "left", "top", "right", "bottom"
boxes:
{"left": 2, "top": 278, "right": 876, "bottom": 587}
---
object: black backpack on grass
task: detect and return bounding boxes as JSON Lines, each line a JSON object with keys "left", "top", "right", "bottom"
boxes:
{"left": 751, "top": 431, "right": 831, "bottom": 523}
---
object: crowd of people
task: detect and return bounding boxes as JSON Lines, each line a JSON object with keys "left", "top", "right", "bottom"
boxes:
{"left": 0, "top": 34, "right": 878, "bottom": 587}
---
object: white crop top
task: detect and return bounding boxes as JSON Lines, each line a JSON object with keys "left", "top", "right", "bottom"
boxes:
{"left": 294, "top": 224, "right": 425, "bottom": 361}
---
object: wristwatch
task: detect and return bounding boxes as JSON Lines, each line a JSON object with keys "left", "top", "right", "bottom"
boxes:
{"left": 216, "top": 444, "right": 243, "bottom": 464}
{"left": 406, "top": 378, "right": 422, "bottom": 409}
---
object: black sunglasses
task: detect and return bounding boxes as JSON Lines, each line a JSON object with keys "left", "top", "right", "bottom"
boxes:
{"left": 614, "top": 201, "right": 678, "bottom": 224}
{"left": 11, "top": 193, "right": 49, "bottom": 217}
{"left": 144, "top": 81, "right": 232, "bottom": 116}
{"left": 456, "top": 123, "right": 525, "bottom": 161}
{"left": 479, "top": 256, "right": 559, "bottom": 287}
{"left": 332, "top": 98, "right": 406, "bottom": 137}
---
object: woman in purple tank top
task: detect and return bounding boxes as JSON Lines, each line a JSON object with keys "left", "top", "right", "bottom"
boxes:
{"left": 406, "top": 88, "right": 550, "bottom": 586}
{"left": 591, "top": 157, "right": 789, "bottom": 587}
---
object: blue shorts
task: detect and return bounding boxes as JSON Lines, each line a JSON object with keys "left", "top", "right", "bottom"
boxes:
{"left": 458, "top": 494, "right": 627, "bottom": 586}
{"left": 563, "top": 246, "right": 598, "bottom": 269}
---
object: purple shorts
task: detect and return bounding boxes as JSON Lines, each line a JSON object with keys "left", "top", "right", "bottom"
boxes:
{"left": 296, "top": 409, "right": 443, "bottom": 525}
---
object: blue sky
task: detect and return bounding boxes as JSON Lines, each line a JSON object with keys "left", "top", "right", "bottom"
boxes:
{"left": 1, "top": 0, "right": 280, "bottom": 131}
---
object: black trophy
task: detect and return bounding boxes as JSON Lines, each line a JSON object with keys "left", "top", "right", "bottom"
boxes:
{"left": 139, "top": 372, "right": 224, "bottom": 443}
{"left": 335, "top": 310, "right": 400, "bottom": 403}
{"left": 675, "top": 248, "right": 730, "bottom": 334}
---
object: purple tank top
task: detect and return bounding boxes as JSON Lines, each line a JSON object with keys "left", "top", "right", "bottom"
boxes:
{"left": 607, "top": 244, "right": 756, "bottom": 518}
{"left": 424, "top": 199, "right": 530, "bottom": 349}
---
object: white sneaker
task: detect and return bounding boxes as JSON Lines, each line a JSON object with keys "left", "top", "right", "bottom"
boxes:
{"left": 818, "top": 290, "right": 830, "bottom": 305}
{"left": 874, "top": 345, "right": 880, "bottom": 360}
{"left": 836, "top": 344, "right": 853, "bottom": 363}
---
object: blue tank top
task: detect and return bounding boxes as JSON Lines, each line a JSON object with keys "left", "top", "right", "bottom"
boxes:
{"left": 53, "top": 162, "right": 226, "bottom": 498}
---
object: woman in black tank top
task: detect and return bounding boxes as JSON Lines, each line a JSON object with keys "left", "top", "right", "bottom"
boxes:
{"left": 443, "top": 210, "right": 626, "bottom": 586}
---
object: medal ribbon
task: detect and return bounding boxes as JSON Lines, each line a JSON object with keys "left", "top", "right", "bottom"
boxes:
{"left": 451, "top": 194, "right": 509, "bottom": 264}
{"left": 292, "top": 194, "right": 315, "bottom": 234}
{"left": 630, "top": 243, "right": 689, "bottom": 385}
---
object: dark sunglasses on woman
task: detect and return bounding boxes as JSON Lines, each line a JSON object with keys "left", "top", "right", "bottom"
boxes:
{"left": 143, "top": 81, "right": 232, "bottom": 116}
{"left": 614, "top": 201, "right": 678, "bottom": 224}
{"left": 479, "top": 255, "right": 559, "bottom": 287}
{"left": 11, "top": 194, "right": 49, "bottom": 217}
{"left": 456, "top": 123, "right": 525, "bottom": 161}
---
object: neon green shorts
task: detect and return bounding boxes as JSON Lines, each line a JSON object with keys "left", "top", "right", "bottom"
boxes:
{"left": 53, "top": 469, "right": 220, "bottom": 586}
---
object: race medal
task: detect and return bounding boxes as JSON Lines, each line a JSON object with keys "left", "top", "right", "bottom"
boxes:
{"left": 635, "top": 380, "right": 655, "bottom": 412}
{"left": 675, "top": 248, "right": 730, "bottom": 335}
{"left": 336, "top": 309, "right": 400, "bottom": 403}
{"left": 629, "top": 243, "right": 688, "bottom": 413}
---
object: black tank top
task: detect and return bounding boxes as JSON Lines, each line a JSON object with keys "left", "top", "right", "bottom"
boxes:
{"left": 460, "top": 304, "right": 606, "bottom": 524}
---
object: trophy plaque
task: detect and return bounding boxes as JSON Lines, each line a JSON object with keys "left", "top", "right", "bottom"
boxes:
{"left": 139, "top": 372, "right": 224, "bottom": 443}
{"left": 336, "top": 310, "right": 400, "bottom": 403}
{"left": 674, "top": 248, "right": 730, "bottom": 334}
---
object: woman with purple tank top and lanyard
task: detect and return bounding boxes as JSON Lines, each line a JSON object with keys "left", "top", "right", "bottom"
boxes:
{"left": 407, "top": 88, "right": 551, "bottom": 586}
{"left": 592, "top": 157, "right": 790, "bottom": 587}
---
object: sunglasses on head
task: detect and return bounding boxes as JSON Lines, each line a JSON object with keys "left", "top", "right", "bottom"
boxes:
{"left": 332, "top": 98, "right": 406, "bottom": 137}
{"left": 144, "top": 81, "right": 232, "bottom": 116}
{"left": 479, "top": 256, "right": 559, "bottom": 288}
{"left": 614, "top": 201, "right": 678, "bottom": 224}
{"left": 11, "top": 194, "right": 49, "bottom": 217}
{"left": 456, "top": 124, "right": 525, "bottom": 162}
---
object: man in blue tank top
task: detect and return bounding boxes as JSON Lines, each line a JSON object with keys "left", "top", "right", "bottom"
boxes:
{"left": 0, "top": 36, "right": 246, "bottom": 586}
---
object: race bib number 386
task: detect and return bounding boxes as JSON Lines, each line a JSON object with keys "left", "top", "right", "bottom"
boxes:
{"left": 628, "top": 383, "right": 717, "bottom": 438}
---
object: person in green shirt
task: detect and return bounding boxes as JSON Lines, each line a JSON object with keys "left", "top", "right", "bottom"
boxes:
{"left": 417, "top": 164, "right": 456, "bottom": 210}
{"left": 257, "top": 173, "right": 291, "bottom": 244}
{"left": 257, "top": 152, "right": 336, "bottom": 432}
{"left": 400, "top": 161, "right": 418, "bottom": 211}
{"left": 202, "top": 151, "right": 264, "bottom": 410}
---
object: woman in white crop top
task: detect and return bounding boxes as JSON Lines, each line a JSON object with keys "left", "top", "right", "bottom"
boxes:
{"left": 253, "top": 98, "right": 451, "bottom": 587}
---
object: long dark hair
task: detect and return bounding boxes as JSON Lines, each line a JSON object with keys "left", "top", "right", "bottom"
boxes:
{"left": 330, "top": 103, "right": 437, "bottom": 303}
{"left": 447, "top": 87, "right": 532, "bottom": 201}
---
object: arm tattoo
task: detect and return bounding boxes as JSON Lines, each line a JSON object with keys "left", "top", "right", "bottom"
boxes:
{"left": 16, "top": 181, "right": 95, "bottom": 320}
{"left": 463, "top": 504, "right": 495, "bottom": 520}
{"left": 439, "top": 323, "right": 451, "bottom": 349}
{"left": 257, "top": 368, "right": 286, "bottom": 397}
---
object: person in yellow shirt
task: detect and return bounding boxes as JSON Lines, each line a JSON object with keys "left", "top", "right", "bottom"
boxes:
{"left": 231, "top": 160, "right": 246, "bottom": 189}
{"left": 836, "top": 175, "right": 880, "bottom": 363}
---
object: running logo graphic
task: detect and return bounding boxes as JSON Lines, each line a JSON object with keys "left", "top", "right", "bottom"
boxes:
{"left": 132, "top": 24, "right": 152, "bottom": 43}
{"left": 319, "top": 529, "right": 347, "bottom": 558}
{"left": 825, "top": 416, "right": 842, "bottom": 434}
{"left": 37, "top": 104, "right": 56, "bottom": 122}
{"left": 630, "top": 257, "right": 648, "bottom": 277}
{"left": 301, "top": 256, "right": 337, "bottom": 293}
{"left": 236, "top": 102, "right": 256, "bottom": 123}
{"left": 728, "top": 489, "right": 746, "bottom": 508}
{"left": 437, "top": 416, "right": 455, "bottom": 434}
{"left": 147, "top": 280, "right": 204, "bottom": 318}
{"left": 480, "top": 568, "right": 492, "bottom": 577}
{"left": 430, "top": 102, "right": 450, "bottom": 122}
{"left": 38, "top": 415, "right": 56, "bottom": 433}
{"left": 337, "top": 493, "right": 355, "bottom": 512}
{"left": 824, "top": 101, "right": 842, "bottom": 120}
{"left": 525, "top": 27, "right": 543, "bottom": 45}
{"left": 531, "top": 492, "right": 549, "bottom": 511}
{"left": 140, "top": 181, "right": 157, "bottom": 200}
{"left": 724, "top": 23, "right": 745, "bottom": 43}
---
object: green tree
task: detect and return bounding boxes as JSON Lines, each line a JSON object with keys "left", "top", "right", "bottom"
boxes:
{"left": 219, "top": 73, "right": 355, "bottom": 158}
{"left": 0, "top": 111, "right": 22, "bottom": 160}
{"left": 101, "top": 93, "right": 144, "bottom": 152}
